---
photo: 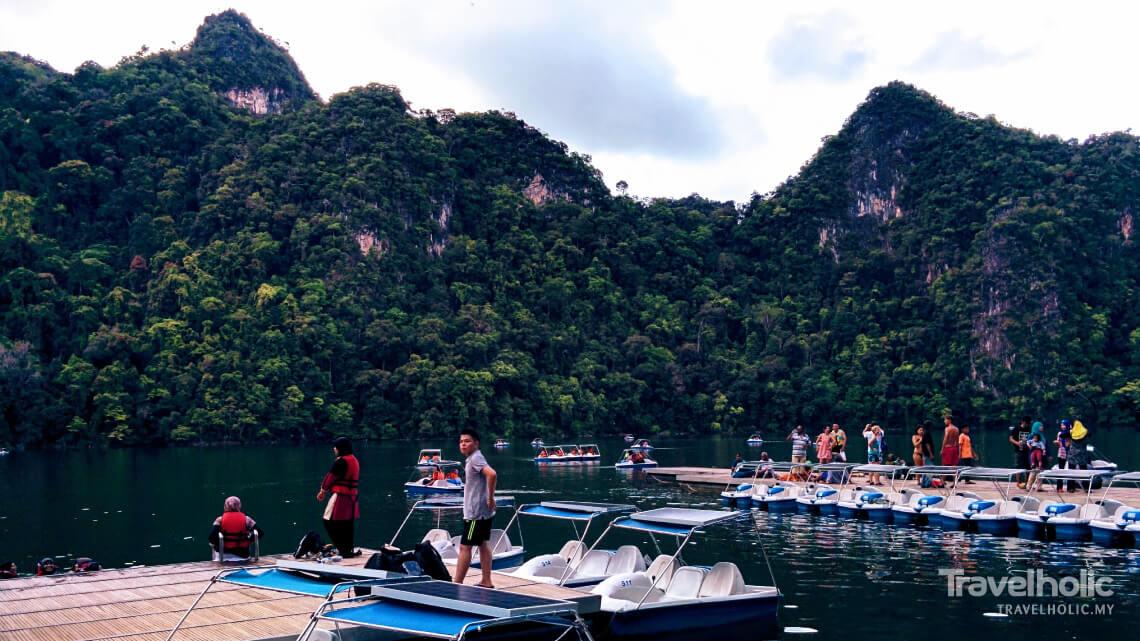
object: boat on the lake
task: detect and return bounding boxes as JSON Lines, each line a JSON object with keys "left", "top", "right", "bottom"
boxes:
{"left": 404, "top": 461, "right": 465, "bottom": 496}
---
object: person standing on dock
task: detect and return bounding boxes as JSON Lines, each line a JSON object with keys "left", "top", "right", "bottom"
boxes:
{"left": 787, "top": 425, "right": 811, "bottom": 463}
{"left": 830, "top": 423, "right": 847, "bottom": 461}
{"left": 939, "top": 416, "right": 960, "bottom": 466}
{"left": 455, "top": 428, "right": 497, "bottom": 588}
{"left": 316, "top": 436, "right": 360, "bottom": 558}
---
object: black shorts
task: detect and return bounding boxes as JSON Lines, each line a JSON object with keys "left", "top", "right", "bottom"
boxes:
{"left": 460, "top": 518, "right": 493, "bottom": 546}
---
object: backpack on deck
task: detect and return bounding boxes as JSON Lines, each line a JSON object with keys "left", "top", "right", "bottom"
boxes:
{"left": 293, "top": 531, "right": 323, "bottom": 558}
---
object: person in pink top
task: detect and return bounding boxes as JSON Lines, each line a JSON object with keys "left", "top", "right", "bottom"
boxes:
{"left": 815, "top": 426, "right": 833, "bottom": 463}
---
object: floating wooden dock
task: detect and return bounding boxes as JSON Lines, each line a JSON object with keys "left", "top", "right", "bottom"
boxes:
{"left": 0, "top": 551, "right": 598, "bottom": 641}
{"left": 647, "top": 466, "right": 1140, "bottom": 502}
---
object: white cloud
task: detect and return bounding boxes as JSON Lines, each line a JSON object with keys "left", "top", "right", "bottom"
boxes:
{"left": 2, "top": 1, "right": 1139, "bottom": 201}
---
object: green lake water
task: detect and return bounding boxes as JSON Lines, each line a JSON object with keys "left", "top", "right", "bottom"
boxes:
{"left": 1, "top": 431, "right": 1136, "bottom": 640}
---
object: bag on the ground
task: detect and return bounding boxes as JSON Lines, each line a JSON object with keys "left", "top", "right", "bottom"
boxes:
{"left": 414, "top": 541, "right": 451, "bottom": 581}
{"left": 293, "top": 531, "right": 323, "bottom": 558}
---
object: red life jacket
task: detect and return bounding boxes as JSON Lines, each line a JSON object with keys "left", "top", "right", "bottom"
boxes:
{"left": 220, "top": 511, "right": 251, "bottom": 554}
{"left": 331, "top": 455, "right": 360, "bottom": 496}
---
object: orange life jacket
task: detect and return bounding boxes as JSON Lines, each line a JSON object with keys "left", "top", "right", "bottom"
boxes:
{"left": 331, "top": 455, "right": 360, "bottom": 495}
{"left": 220, "top": 511, "right": 251, "bottom": 554}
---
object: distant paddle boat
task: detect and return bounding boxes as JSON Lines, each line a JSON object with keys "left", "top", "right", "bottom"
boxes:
{"left": 530, "top": 438, "right": 545, "bottom": 448}
{"left": 624, "top": 434, "right": 636, "bottom": 444}
{"left": 414, "top": 448, "right": 458, "bottom": 469}
{"left": 835, "top": 464, "right": 910, "bottom": 522}
{"left": 493, "top": 438, "right": 510, "bottom": 448}
{"left": 404, "top": 461, "right": 465, "bottom": 496}
{"left": 629, "top": 439, "right": 654, "bottom": 452}
{"left": 746, "top": 434, "right": 763, "bottom": 447}
{"left": 615, "top": 448, "right": 657, "bottom": 469}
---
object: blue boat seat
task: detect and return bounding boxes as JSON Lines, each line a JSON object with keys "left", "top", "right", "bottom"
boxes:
{"left": 607, "top": 546, "right": 647, "bottom": 575}
{"left": 698, "top": 562, "right": 745, "bottom": 597}
{"left": 1121, "top": 510, "right": 1140, "bottom": 523}
{"left": 859, "top": 492, "right": 884, "bottom": 504}
{"left": 967, "top": 500, "right": 996, "bottom": 514}
{"left": 663, "top": 566, "right": 709, "bottom": 601}
{"left": 1044, "top": 503, "right": 1077, "bottom": 516}
{"left": 767, "top": 486, "right": 785, "bottom": 495}
{"left": 736, "top": 483, "right": 753, "bottom": 492}
{"left": 916, "top": 496, "right": 943, "bottom": 509}
{"left": 815, "top": 488, "right": 837, "bottom": 499}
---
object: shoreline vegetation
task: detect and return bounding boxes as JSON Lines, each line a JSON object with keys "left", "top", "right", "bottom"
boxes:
{"left": 5, "top": 12, "right": 1140, "bottom": 450}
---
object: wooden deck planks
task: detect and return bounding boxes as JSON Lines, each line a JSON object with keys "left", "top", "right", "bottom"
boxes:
{"left": 0, "top": 550, "right": 599, "bottom": 641}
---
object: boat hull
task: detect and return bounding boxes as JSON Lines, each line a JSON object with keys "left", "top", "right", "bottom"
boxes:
{"left": 864, "top": 506, "right": 892, "bottom": 523}
{"left": 591, "top": 593, "right": 780, "bottom": 641}
{"left": 890, "top": 509, "right": 927, "bottom": 526}
{"left": 1015, "top": 515, "right": 1089, "bottom": 540}
{"left": 404, "top": 483, "right": 464, "bottom": 496}
{"left": 1090, "top": 523, "right": 1137, "bottom": 547}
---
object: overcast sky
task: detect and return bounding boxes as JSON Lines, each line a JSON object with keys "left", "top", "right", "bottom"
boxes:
{"left": 1, "top": 1, "right": 1137, "bottom": 202}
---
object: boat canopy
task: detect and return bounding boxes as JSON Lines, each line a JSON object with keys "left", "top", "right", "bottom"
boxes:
{"left": 851, "top": 464, "right": 909, "bottom": 474}
{"left": 812, "top": 462, "right": 858, "bottom": 471}
{"left": 1107, "top": 471, "right": 1140, "bottom": 484}
{"left": 611, "top": 508, "right": 744, "bottom": 537}
{"left": 411, "top": 496, "right": 515, "bottom": 510}
{"left": 1036, "top": 469, "right": 1117, "bottom": 480}
{"left": 419, "top": 449, "right": 442, "bottom": 455}
{"left": 516, "top": 501, "right": 636, "bottom": 522}
{"left": 905, "top": 465, "right": 961, "bottom": 476}
{"left": 958, "top": 467, "right": 1030, "bottom": 480}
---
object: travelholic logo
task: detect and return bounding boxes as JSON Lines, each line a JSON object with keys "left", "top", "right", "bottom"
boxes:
{"left": 939, "top": 568, "right": 1116, "bottom": 616}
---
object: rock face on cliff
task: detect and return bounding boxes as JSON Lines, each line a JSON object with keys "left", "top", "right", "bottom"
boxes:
{"left": 184, "top": 10, "right": 316, "bottom": 114}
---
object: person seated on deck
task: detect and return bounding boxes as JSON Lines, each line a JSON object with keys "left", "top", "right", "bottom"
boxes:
{"left": 35, "top": 558, "right": 57, "bottom": 576}
{"left": 208, "top": 496, "right": 263, "bottom": 559}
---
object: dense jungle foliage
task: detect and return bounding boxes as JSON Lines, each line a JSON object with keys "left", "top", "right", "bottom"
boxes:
{"left": 2, "top": 11, "right": 1139, "bottom": 447}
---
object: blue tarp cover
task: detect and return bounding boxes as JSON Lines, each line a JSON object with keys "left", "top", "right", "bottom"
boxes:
{"left": 221, "top": 569, "right": 348, "bottom": 597}
{"left": 322, "top": 600, "right": 490, "bottom": 639}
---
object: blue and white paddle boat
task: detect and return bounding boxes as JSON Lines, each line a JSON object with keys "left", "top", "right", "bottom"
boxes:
{"left": 580, "top": 508, "right": 781, "bottom": 641}
{"left": 796, "top": 462, "right": 857, "bottom": 514}
{"left": 578, "top": 443, "right": 602, "bottom": 462}
{"left": 504, "top": 501, "right": 642, "bottom": 587}
{"left": 746, "top": 434, "right": 764, "bottom": 447}
{"left": 749, "top": 462, "right": 814, "bottom": 511}
{"left": 531, "top": 438, "right": 545, "bottom": 448}
{"left": 719, "top": 460, "right": 773, "bottom": 508}
{"left": 389, "top": 496, "right": 525, "bottom": 570}
{"left": 938, "top": 467, "right": 1033, "bottom": 535}
{"left": 493, "top": 438, "right": 510, "bottom": 449}
{"left": 1015, "top": 469, "right": 1118, "bottom": 540}
{"left": 835, "top": 464, "right": 910, "bottom": 522}
{"left": 624, "top": 434, "right": 636, "bottom": 444}
{"left": 615, "top": 449, "right": 657, "bottom": 469}
{"left": 405, "top": 461, "right": 465, "bottom": 496}
{"left": 1089, "top": 470, "right": 1140, "bottom": 547}
{"left": 629, "top": 438, "right": 654, "bottom": 452}
{"left": 889, "top": 465, "right": 960, "bottom": 525}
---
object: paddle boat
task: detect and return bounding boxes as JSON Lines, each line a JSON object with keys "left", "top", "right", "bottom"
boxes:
{"left": 389, "top": 496, "right": 525, "bottom": 570}
{"left": 504, "top": 501, "right": 642, "bottom": 587}
{"left": 719, "top": 460, "right": 773, "bottom": 508}
{"left": 889, "top": 466, "right": 961, "bottom": 525}
{"left": 795, "top": 462, "right": 857, "bottom": 514}
{"left": 835, "top": 464, "right": 910, "bottom": 522}
{"left": 579, "top": 508, "right": 781, "bottom": 641}
{"left": 1089, "top": 470, "right": 1140, "bottom": 547}
{"left": 493, "top": 438, "right": 509, "bottom": 448}
{"left": 615, "top": 448, "right": 658, "bottom": 469}
{"left": 1014, "top": 469, "right": 1118, "bottom": 540}
{"left": 534, "top": 444, "right": 590, "bottom": 463}
{"left": 624, "top": 434, "right": 636, "bottom": 444}
{"left": 749, "top": 462, "right": 815, "bottom": 511}
{"left": 405, "top": 461, "right": 465, "bottom": 495}
{"left": 530, "top": 438, "right": 544, "bottom": 448}
{"left": 578, "top": 443, "right": 602, "bottom": 462}
{"left": 415, "top": 448, "right": 456, "bottom": 469}
{"left": 936, "top": 467, "right": 1035, "bottom": 535}
{"left": 746, "top": 434, "right": 763, "bottom": 446}
{"left": 629, "top": 438, "right": 654, "bottom": 452}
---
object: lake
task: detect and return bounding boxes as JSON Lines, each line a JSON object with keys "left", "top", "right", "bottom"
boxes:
{"left": 1, "top": 430, "right": 1136, "bottom": 640}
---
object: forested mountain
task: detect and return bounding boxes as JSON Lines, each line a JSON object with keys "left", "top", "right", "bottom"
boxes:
{"left": 2, "top": 11, "right": 1138, "bottom": 447}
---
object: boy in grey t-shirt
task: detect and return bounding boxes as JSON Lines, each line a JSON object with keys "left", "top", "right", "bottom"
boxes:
{"left": 455, "top": 428, "right": 497, "bottom": 587}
